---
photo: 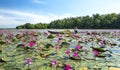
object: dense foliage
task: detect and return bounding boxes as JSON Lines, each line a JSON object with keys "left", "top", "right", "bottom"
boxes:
{"left": 0, "top": 30, "right": 120, "bottom": 70}
{"left": 16, "top": 13, "right": 120, "bottom": 29}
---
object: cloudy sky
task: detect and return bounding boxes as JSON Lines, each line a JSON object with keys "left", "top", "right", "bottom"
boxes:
{"left": 0, "top": 0, "right": 120, "bottom": 28}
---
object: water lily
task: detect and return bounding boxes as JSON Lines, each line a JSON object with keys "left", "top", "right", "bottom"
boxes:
{"left": 65, "top": 64, "right": 72, "bottom": 70}
{"left": 66, "top": 50, "right": 71, "bottom": 55}
{"left": 51, "top": 59, "right": 57, "bottom": 67}
{"left": 58, "top": 34, "right": 62, "bottom": 39}
{"left": 6, "top": 40, "right": 9, "bottom": 44}
{"left": 93, "top": 50, "right": 99, "bottom": 56}
{"left": 100, "top": 40, "right": 105, "bottom": 47}
{"left": 22, "top": 33, "right": 26, "bottom": 37}
{"left": 57, "top": 39, "right": 61, "bottom": 44}
{"left": 55, "top": 45, "right": 59, "bottom": 50}
{"left": 75, "top": 45, "right": 81, "bottom": 50}
{"left": 84, "top": 38, "right": 88, "bottom": 42}
{"left": 26, "top": 58, "right": 31, "bottom": 69}
{"left": 7, "top": 35, "right": 12, "bottom": 40}
{"left": 35, "top": 38, "right": 39, "bottom": 41}
{"left": 72, "top": 34, "right": 78, "bottom": 38}
{"left": 23, "top": 43, "right": 27, "bottom": 47}
{"left": 73, "top": 51, "right": 79, "bottom": 58}
{"left": 55, "top": 45, "right": 59, "bottom": 54}
{"left": 31, "top": 32, "right": 34, "bottom": 36}
{"left": 26, "top": 58, "right": 31, "bottom": 65}
{"left": 29, "top": 41, "right": 36, "bottom": 48}
{"left": 101, "top": 42, "right": 105, "bottom": 47}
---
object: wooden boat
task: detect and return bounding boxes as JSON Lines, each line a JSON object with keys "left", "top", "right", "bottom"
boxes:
{"left": 48, "top": 30, "right": 72, "bottom": 34}
{"left": 48, "top": 30, "right": 62, "bottom": 34}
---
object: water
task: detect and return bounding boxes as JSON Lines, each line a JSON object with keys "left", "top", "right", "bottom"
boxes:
{"left": 0, "top": 29, "right": 120, "bottom": 69}
{"left": 0, "top": 29, "right": 120, "bottom": 33}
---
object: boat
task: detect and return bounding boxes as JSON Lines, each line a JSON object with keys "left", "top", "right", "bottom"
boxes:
{"left": 47, "top": 30, "right": 63, "bottom": 34}
{"left": 48, "top": 30, "right": 72, "bottom": 34}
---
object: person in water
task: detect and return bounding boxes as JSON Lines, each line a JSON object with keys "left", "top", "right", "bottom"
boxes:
{"left": 74, "top": 27, "right": 78, "bottom": 34}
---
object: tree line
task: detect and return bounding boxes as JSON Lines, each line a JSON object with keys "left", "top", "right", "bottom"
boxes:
{"left": 16, "top": 13, "right": 120, "bottom": 29}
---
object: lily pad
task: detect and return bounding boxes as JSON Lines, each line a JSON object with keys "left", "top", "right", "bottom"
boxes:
{"left": 47, "top": 34, "right": 54, "bottom": 38}
{"left": 0, "top": 41, "right": 6, "bottom": 45}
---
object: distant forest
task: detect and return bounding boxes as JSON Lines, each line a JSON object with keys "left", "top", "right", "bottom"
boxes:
{"left": 16, "top": 13, "right": 120, "bottom": 29}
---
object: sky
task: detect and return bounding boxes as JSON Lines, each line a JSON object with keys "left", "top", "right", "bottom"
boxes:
{"left": 0, "top": 0, "right": 120, "bottom": 28}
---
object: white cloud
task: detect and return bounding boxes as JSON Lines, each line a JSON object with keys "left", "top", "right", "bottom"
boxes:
{"left": 0, "top": 9, "right": 76, "bottom": 28}
{"left": 32, "top": 0, "right": 48, "bottom": 4}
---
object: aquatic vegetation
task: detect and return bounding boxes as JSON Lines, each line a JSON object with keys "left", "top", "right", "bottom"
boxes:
{"left": 26, "top": 58, "right": 31, "bottom": 65}
{"left": 47, "top": 34, "right": 54, "bottom": 38}
{"left": 73, "top": 51, "right": 79, "bottom": 58}
{"left": 66, "top": 50, "right": 71, "bottom": 55}
{"left": 57, "top": 39, "right": 62, "bottom": 44}
{"left": 58, "top": 34, "right": 63, "bottom": 40}
{"left": 29, "top": 41, "right": 36, "bottom": 48}
{"left": 23, "top": 43, "right": 27, "bottom": 47}
{"left": 50, "top": 59, "right": 57, "bottom": 67}
{"left": 0, "top": 30, "right": 120, "bottom": 70}
{"left": 65, "top": 64, "right": 72, "bottom": 70}
{"left": 93, "top": 50, "right": 99, "bottom": 56}
{"left": 75, "top": 45, "right": 81, "bottom": 50}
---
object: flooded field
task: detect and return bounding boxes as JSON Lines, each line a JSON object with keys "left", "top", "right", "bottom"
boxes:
{"left": 0, "top": 29, "right": 120, "bottom": 70}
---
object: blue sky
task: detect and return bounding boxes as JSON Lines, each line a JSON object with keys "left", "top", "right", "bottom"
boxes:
{"left": 0, "top": 0, "right": 120, "bottom": 28}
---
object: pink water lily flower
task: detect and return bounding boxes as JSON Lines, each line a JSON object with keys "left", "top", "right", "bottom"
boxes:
{"left": 31, "top": 32, "right": 34, "bottom": 36}
{"left": 35, "top": 38, "right": 39, "bottom": 40}
{"left": 101, "top": 40, "right": 105, "bottom": 46}
{"left": 6, "top": 40, "right": 9, "bottom": 44}
{"left": 58, "top": 34, "right": 62, "bottom": 39}
{"left": 73, "top": 51, "right": 79, "bottom": 58}
{"left": 65, "top": 64, "right": 72, "bottom": 70}
{"left": 66, "top": 50, "right": 71, "bottom": 55}
{"left": 57, "top": 39, "right": 61, "bottom": 44}
{"left": 23, "top": 43, "right": 27, "bottom": 47}
{"left": 93, "top": 50, "right": 99, "bottom": 56}
{"left": 29, "top": 41, "right": 36, "bottom": 48}
{"left": 76, "top": 45, "right": 81, "bottom": 50}
{"left": 72, "top": 33, "right": 76, "bottom": 36}
{"left": 55, "top": 45, "right": 59, "bottom": 50}
{"left": 101, "top": 42, "right": 105, "bottom": 46}
{"left": 51, "top": 59, "right": 57, "bottom": 67}
{"left": 26, "top": 58, "right": 31, "bottom": 65}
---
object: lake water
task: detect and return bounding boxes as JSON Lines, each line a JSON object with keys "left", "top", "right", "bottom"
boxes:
{"left": 0, "top": 29, "right": 120, "bottom": 70}
{"left": 0, "top": 29, "right": 120, "bottom": 33}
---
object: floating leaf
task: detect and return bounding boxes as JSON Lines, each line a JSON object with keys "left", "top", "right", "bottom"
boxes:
{"left": 91, "top": 47, "right": 106, "bottom": 52}
{"left": 0, "top": 50, "right": 2, "bottom": 54}
{"left": 61, "top": 42, "right": 70, "bottom": 48}
{"left": 16, "top": 44, "right": 24, "bottom": 48}
{"left": 47, "top": 34, "right": 54, "bottom": 38}
{"left": 0, "top": 58, "right": 6, "bottom": 63}
{"left": 15, "top": 34, "right": 22, "bottom": 39}
{"left": 45, "top": 43, "right": 53, "bottom": 48}
{"left": 78, "top": 41, "right": 84, "bottom": 43}
{"left": 0, "top": 41, "right": 6, "bottom": 45}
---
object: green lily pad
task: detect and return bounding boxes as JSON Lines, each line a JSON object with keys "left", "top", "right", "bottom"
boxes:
{"left": 61, "top": 42, "right": 70, "bottom": 48}
{"left": 47, "top": 34, "right": 54, "bottom": 39}
{"left": 45, "top": 43, "right": 53, "bottom": 48}
{"left": 0, "top": 41, "right": 6, "bottom": 45}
